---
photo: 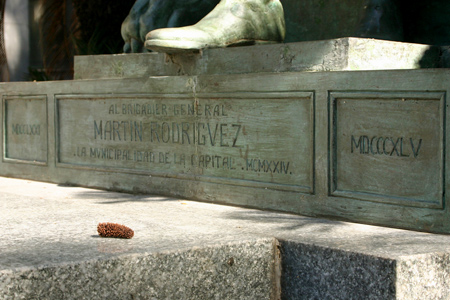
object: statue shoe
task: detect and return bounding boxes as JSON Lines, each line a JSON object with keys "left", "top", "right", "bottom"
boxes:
{"left": 145, "top": 0, "right": 285, "bottom": 53}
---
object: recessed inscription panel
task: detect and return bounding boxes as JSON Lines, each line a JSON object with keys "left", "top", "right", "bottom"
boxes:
{"left": 331, "top": 92, "right": 444, "bottom": 208}
{"left": 57, "top": 93, "right": 314, "bottom": 192}
{"left": 3, "top": 96, "right": 48, "bottom": 164}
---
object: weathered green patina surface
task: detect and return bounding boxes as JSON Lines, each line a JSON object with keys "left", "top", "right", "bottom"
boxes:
{"left": 330, "top": 92, "right": 444, "bottom": 209}
{"left": 3, "top": 96, "right": 48, "bottom": 164}
{"left": 1, "top": 67, "right": 449, "bottom": 233}
{"left": 55, "top": 92, "right": 313, "bottom": 193}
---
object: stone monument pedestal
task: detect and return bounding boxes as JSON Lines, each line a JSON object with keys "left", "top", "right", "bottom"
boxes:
{"left": 2, "top": 38, "right": 450, "bottom": 233}
{"left": 2, "top": 38, "right": 450, "bottom": 299}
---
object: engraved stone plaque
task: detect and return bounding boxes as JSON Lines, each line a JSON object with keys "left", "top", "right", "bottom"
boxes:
{"left": 56, "top": 93, "right": 314, "bottom": 193}
{"left": 3, "top": 96, "right": 48, "bottom": 164}
{"left": 330, "top": 92, "right": 445, "bottom": 208}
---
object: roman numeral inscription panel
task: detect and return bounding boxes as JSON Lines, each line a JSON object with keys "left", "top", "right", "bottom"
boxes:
{"left": 56, "top": 93, "right": 314, "bottom": 193}
{"left": 330, "top": 92, "right": 445, "bottom": 208}
{"left": 3, "top": 95, "right": 48, "bottom": 164}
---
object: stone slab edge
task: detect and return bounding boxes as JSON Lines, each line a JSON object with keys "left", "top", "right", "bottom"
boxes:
{"left": 74, "top": 38, "right": 447, "bottom": 80}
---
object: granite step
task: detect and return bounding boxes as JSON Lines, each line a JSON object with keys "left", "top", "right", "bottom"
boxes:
{"left": 1, "top": 177, "right": 450, "bottom": 299}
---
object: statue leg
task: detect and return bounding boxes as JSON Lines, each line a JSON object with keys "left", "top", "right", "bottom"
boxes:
{"left": 356, "top": 0, "right": 404, "bottom": 41}
{"left": 145, "top": 0, "right": 286, "bottom": 53}
{"left": 121, "top": 0, "right": 152, "bottom": 53}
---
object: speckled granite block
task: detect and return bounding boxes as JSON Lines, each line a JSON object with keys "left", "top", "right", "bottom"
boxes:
{"left": 396, "top": 253, "right": 450, "bottom": 299}
{"left": 280, "top": 241, "right": 450, "bottom": 300}
{"left": 0, "top": 239, "right": 278, "bottom": 300}
{"left": 280, "top": 241, "right": 396, "bottom": 300}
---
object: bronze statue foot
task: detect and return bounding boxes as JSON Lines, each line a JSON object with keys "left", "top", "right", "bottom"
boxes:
{"left": 145, "top": 0, "right": 286, "bottom": 53}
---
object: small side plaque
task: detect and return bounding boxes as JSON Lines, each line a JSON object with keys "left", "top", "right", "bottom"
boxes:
{"left": 56, "top": 93, "right": 314, "bottom": 193}
{"left": 330, "top": 92, "right": 445, "bottom": 208}
{"left": 3, "top": 95, "right": 48, "bottom": 164}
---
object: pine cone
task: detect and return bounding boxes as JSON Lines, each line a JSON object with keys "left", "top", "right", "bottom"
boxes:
{"left": 97, "top": 222, "right": 134, "bottom": 239}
